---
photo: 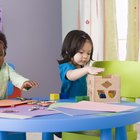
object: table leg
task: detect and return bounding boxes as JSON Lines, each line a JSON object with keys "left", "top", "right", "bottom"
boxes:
{"left": 115, "top": 126, "right": 127, "bottom": 140}
{"left": 100, "top": 129, "right": 113, "bottom": 140}
{"left": 0, "top": 132, "right": 7, "bottom": 140}
{"left": 42, "top": 132, "right": 53, "bottom": 140}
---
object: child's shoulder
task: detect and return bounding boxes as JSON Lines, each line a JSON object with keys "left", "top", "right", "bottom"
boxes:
{"left": 1, "top": 62, "right": 7, "bottom": 68}
{"left": 59, "top": 62, "right": 73, "bottom": 67}
{"left": 59, "top": 62, "right": 75, "bottom": 69}
{"left": 0, "top": 63, "right": 9, "bottom": 72}
{"left": 2, "top": 63, "right": 14, "bottom": 70}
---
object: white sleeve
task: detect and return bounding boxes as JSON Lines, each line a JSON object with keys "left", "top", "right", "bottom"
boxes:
{"left": 8, "top": 65, "right": 29, "bottom": 90}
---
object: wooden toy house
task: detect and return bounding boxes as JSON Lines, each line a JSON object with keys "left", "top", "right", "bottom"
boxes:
{"left": 87, "top": 74, "right": 120, "bottom": 103}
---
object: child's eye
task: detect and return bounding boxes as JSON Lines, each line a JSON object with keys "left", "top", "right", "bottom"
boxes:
{"left": 79, "top": 51, "right": 84, "bottom": 54}
{"left": 87, "top": 53, "right": 91, "bottom": 55}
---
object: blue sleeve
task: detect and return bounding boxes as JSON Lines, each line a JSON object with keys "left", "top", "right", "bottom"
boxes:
{"left": 58, "top": 63, "right": 75, "bottom": 82}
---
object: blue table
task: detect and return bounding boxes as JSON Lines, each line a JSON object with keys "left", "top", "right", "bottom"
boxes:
{"left": 0, "top": 99, "right": 140, "bottom": 140}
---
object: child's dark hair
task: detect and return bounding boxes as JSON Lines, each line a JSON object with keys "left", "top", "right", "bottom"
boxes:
{"left": 0, "top": 31, "right": 7, "bottom": 56}
{"left": 58, "top": 30, "right": 93, "bottom": 64}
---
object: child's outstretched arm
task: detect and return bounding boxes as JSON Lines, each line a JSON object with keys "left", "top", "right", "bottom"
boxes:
{"left": 66, "top": 66, "right": 104, "bottom": 81}
{"left": 21, "top": 80, "right": 39, "bottom": 90}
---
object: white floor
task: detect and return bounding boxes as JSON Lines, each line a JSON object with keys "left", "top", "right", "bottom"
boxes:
{"left": 26, "top": 133, "right": 61, "bottom": 140}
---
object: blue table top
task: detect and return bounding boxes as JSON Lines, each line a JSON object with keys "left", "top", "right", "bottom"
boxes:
{"left": 0, "top": 99, "right": 140, "bottom": 133}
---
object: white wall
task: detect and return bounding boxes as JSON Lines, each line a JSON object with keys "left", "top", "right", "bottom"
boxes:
{"left": 0, "top": 0, "right": 62, "bottom": 98}
{"left": 62, "top": 0, "right": 78, "bottom": 40}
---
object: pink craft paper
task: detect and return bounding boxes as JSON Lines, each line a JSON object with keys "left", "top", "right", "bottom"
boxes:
{"left": 59, "top": 101, "right": 137, "bottom": 112}
{"left": 0, "top": 99, "right": 32, "bottom": 107}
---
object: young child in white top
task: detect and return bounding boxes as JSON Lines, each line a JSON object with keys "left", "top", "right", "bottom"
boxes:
{"left": 0, "top": 31, "right": 38, "bottom": 99}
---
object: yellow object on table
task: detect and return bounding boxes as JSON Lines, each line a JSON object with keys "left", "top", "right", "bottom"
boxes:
{"left": 50, "top": 93, "right": 60, "bottom": 101}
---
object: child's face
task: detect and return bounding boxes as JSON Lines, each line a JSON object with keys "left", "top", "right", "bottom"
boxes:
{"left": 73, "top": 41, "right": 92, "bottom": 67}
{"left": 0, "top": 43, "right": 5, "bottom": 68}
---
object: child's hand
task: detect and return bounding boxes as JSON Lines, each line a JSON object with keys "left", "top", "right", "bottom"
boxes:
{"left": 87, "top": 66, "right": 104, "bottom": 75}
{"left": 21, "top": 80, "right": 39, "bottom": 90}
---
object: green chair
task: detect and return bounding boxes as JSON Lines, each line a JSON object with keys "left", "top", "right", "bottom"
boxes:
{"left": 62, "top": 61, "right": 140, "bottom": 140}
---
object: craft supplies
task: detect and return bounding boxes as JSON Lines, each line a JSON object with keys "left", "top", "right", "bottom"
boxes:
{"left": 28, "top": 106, "right": 45, "bottom": 111}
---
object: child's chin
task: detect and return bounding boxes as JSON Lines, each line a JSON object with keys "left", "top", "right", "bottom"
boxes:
{"left": 81, "top": 62, "right": 87, "bottom": 66}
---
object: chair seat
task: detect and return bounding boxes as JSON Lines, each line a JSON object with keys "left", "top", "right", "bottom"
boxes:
{"left": 62, "top": 132, "right": 100, "bottom": 140}
{"left": 62, "top": 129, "right": 137, "bottom": 140}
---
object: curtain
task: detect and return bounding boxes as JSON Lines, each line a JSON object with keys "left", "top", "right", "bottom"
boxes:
{"left": 78, "top": 0, "right": 119, "bottom": 61}
{"left": 126, "top": 0, "right": 139, "bottom": 61}
{"left": 78, "top": 0, "right": 140, "bottom": 61}
{"left": 104, "top": 0, "right": 119, "bottom": 60}
{"left": 139, "top": 0, "right": 140, "bottom": 60}
{"left": 78, "top": 0, "right": 104, "bottom": 61}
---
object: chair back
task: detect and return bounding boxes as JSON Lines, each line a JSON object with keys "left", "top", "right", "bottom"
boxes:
{"left": 7, "top": 63, "right": 22, "bottom": 98}
{"left": 93, "top": 61, "right": 140, "bottom": 99}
